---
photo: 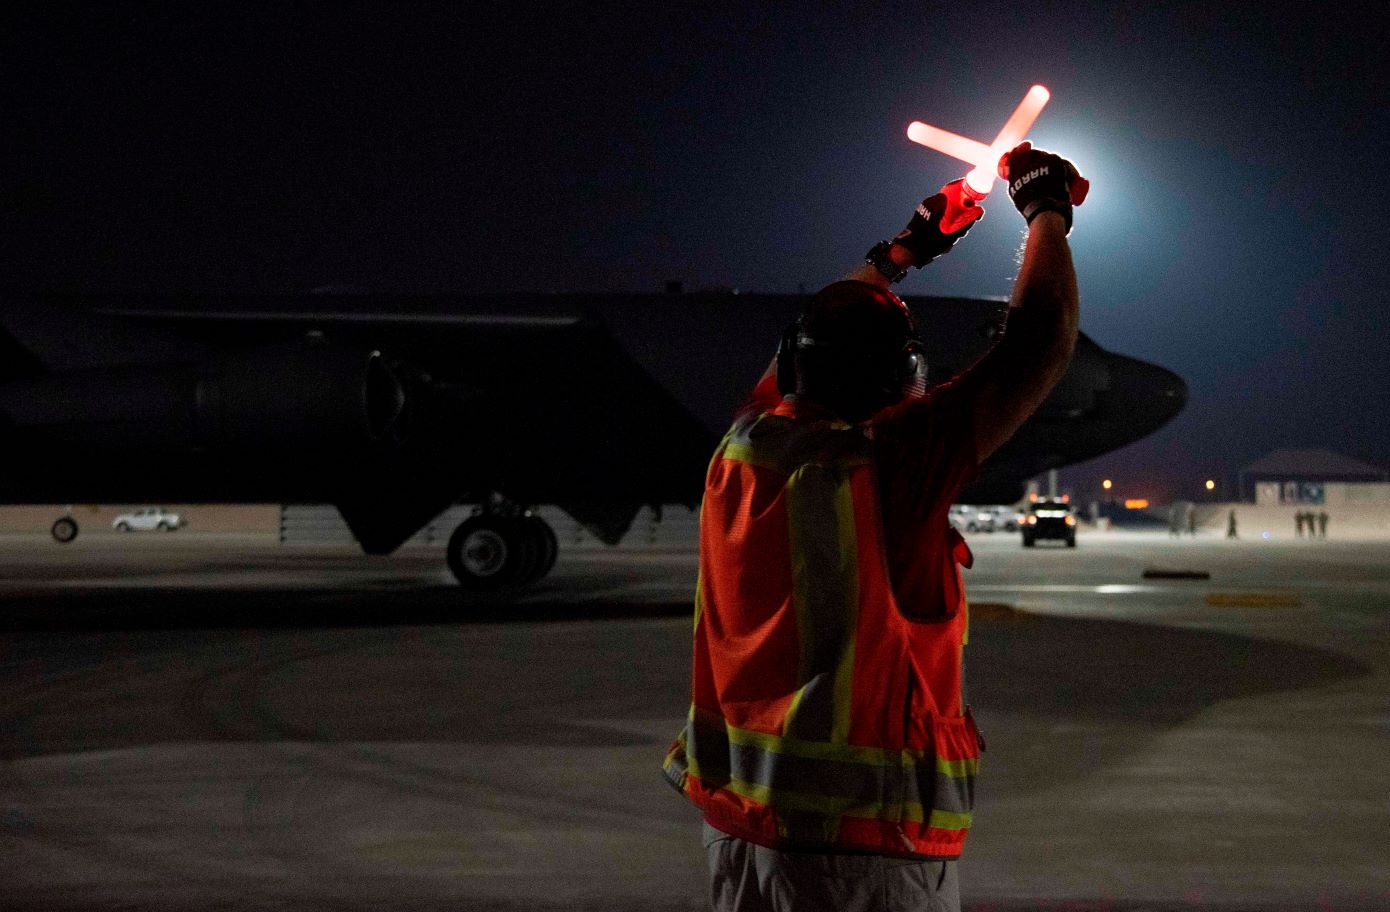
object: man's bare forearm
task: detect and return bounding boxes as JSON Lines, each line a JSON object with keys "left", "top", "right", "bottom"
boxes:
{"left": 845, "top": 242, "right": 915, "bottom": 289}
{"left": 967, "top": 210, "right": 1079, "bottom": 459}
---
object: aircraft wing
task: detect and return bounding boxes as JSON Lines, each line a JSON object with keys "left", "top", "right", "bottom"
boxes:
{"left": 0, "top": 291, "right": 1185, "bottom": 556}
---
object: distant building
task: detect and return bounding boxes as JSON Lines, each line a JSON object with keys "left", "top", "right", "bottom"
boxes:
{"left": 1239, "top": 449, "right": 1388, "bottom": 505}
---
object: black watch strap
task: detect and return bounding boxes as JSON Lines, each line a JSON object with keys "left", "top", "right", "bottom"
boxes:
{"left": 865, "top": 240, "right": 907, "bottom": 284}
{"left": 1022, "top": 199, "right": 1073, "bottom": 233}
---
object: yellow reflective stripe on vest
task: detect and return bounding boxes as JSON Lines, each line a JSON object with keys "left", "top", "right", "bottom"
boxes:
{"left": 936, "top": 756, "right": 979, "bottom": 779}
{"left": 693, "top": 572, "right": 705, "bottom": 634}
{"left": 783, "top": 460, "right": 859, "bottom": 745}
{"left": 675, "top": 708, "right": 977, "bottom": 828}
{"left": 926, "top": 810, "right": 973, "bottom": 830}
{"left": 721, "top": 412, "right": 871, "bottom": 478}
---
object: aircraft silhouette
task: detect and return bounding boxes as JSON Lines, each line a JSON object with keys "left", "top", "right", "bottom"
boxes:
{"left": 0, "top": 290, "right": 1185, "bottom": 588}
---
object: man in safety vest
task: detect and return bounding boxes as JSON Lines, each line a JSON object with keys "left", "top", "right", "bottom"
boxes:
{"left": 663, "top": 142, "right": 1087, "bottom": 911}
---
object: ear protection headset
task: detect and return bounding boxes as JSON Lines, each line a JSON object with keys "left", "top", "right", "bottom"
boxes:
{"left": 775, "top": 315, "right": 927, "bottom": 397}
{"left": 775, "top": 319, "right": 802, "bottom": 395}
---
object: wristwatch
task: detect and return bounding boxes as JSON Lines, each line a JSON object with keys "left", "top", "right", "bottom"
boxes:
{"left": 865, "top": 240, "right": 907, "bottom": 284}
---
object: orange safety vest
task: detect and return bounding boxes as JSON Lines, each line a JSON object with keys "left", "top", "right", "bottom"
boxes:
{"left": 663, "top": 400, "right": 982, "bottom": 859}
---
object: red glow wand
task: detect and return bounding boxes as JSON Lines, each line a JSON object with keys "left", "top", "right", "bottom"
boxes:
{"left": 907, "top": 85, "right": 1072, "bottom": 200}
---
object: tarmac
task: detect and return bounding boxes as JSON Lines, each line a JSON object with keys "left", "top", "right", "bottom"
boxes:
{"left": 1, "top": 529, "right": 1387, "bottom": 911}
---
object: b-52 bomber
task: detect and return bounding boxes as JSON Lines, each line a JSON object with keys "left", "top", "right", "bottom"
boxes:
{"left": 0, "top": 290, "right": 1185, "bottom": 588}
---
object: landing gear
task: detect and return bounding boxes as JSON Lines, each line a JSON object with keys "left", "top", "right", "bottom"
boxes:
{"left": 446, "top": 508, "right": 558, "bottom": 590}
{"left": 51, "top": 516, "right": 79, "bottom": 544}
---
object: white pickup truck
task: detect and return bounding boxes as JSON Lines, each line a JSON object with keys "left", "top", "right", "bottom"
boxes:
{"left": 112, "top": 507, "right": 186, "bottom": 532}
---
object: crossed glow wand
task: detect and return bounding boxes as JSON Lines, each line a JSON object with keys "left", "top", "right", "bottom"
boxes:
{"left": 907, "top": 84, "right": 1080, "bottom": 201}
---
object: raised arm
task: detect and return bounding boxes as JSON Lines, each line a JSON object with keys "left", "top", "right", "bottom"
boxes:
{"left": 956, "top": 143, "right": 1087, "bottom": 460}
{"left": 847, "top": 179, "right": 984, "bottom": 289}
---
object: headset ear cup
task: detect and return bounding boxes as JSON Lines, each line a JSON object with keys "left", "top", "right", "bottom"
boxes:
{"left": 776, "top": 321, "right": 800, "bottom": 395}
{"left": 903, "top": 340, "right": 928, "bottom": 397}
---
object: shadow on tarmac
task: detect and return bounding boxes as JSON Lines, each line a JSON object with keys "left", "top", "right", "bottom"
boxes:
{"left": 0, "top": 586, "right": 1368, "bottom": 745}
{"left": 968, "top": 609, "right": 1369, "bottom": 724}
{"left": 0, "top": 584, "right": 694, "bottom": 631}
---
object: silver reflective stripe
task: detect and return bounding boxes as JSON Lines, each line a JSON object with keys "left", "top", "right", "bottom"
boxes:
{"left": 784, "top": 461, "right": 859, "bottom": 745}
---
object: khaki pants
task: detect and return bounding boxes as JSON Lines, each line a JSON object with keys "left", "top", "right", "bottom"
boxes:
{"left": 705, "top": 825, "right": 960, "bottom": 912}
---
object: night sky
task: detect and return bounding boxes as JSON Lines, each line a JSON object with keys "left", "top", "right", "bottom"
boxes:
{"left": 3, "top": 2, "right": 1387, "bottom": 503}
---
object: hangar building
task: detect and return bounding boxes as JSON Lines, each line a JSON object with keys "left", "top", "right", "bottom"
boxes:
{"left": 1240, "top": 448, "right": 1388, "bottom": 506}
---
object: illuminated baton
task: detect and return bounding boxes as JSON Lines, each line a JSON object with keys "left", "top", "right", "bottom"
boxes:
{"left": 907, "top": 84, "right": 1051, "bottom": 199}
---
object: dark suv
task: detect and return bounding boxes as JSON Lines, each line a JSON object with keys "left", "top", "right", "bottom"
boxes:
{"left": 1022, "top": 499, "right": 1077, "bottom": 547}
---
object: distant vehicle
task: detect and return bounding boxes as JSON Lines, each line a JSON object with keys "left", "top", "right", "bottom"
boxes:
{"left": 1022, "top": 499, "right": 1076, "bottom": 547}
{"left": 950, "top": 504, "right": 996, "bottom": 533}
{"left": 112, "top": 507, "right": 185, "bottom": 532}
{"left": 990, "top": 505, "right": 1024, "bottom": 532}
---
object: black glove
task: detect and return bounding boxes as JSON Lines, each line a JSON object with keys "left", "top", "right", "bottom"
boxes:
{"left": 892, "top": 179, "right": 984, "bottom": 266}
{"left": 997, "top": 142, "right": 1089, "bottom": 233}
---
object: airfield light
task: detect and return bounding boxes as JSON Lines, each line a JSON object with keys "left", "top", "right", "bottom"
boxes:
{"left": 907, "top": 84, "right": 1051, "bottom": 199}
{"left": 1102, "top": 479, "right": 1113, "bottom": 490}
{"left": 1205, "top": 479, "right": 1216, "bottom": 491}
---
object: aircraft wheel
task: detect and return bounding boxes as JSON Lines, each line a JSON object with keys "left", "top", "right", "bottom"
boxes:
{"left": 52, "top": 517, "right": 79, "bottom": 544}
{"left": 447, "top": 516, "right": 529, "bottom": 590}
{"left": 521, "top": 514, "right": 558, "bottom": 583}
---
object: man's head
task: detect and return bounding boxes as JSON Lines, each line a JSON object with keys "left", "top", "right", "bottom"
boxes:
{"left": 777, "top": 280, "right": 926, "bottom": 423}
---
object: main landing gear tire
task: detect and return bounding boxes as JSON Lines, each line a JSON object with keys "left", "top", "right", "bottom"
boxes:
{"left": 51, "top": 517, "right": 79, "bottom": 544}
{"left": 521, "top": 514, "right": 559, "bottom": 582}
{"left": 446, "top": 513, "right": 558, "bottom": 590}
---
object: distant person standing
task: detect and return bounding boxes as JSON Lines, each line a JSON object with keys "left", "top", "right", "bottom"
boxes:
{"left": 1318, "top": 510, "right": 1329, "bottom": 539}
{"left": 1226, "top": 509, "right": 1239, "bottom": 539}
{"left": 1295, "top": 510, "right": 1305, "bottom": 538}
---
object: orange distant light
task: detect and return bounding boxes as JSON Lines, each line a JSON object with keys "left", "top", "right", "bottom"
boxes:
{"left": 1124, "top": 499, "right": 1149, "bottom": 510}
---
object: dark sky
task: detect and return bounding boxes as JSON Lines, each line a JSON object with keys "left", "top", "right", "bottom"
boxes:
{"left": 3, "top": 2, "right": 1387, "bottom": 501}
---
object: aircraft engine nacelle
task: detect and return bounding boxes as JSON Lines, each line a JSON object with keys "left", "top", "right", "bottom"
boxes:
{"left": 0, "top": 342, "right": 407, "bottom": 456}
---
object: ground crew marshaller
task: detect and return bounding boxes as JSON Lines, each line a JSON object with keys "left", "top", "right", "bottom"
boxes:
{"left": 663, "top": 143, "right": 1087, "bottom": 911}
